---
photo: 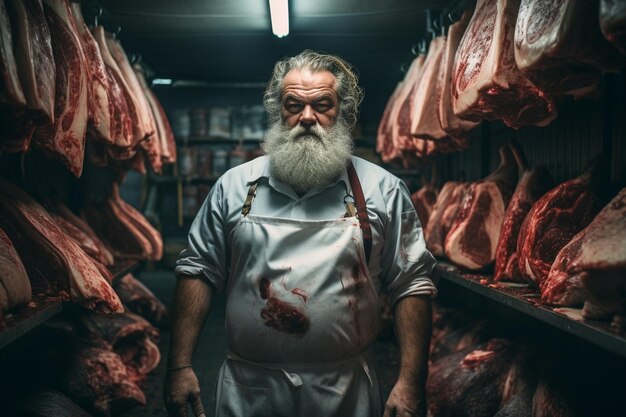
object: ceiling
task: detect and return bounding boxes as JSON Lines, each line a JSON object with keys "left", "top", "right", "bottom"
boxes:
{"left": 85, "top": 0, "right": 464, "bottom": 125}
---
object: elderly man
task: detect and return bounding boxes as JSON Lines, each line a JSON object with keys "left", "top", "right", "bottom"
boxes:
{"left": 164, "top": 50, "right": 437, "bottom": 417}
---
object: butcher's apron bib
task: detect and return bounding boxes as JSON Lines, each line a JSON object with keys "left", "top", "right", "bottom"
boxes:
{"left": 215, "top": 163, "right": 383, "bottom": 417}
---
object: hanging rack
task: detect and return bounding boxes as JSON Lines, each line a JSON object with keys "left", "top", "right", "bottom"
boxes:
{"left": 94, "top": 7, "right": 102, "bottom": 27}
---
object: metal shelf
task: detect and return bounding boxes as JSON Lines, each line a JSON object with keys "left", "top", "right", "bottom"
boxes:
{"left": 436, "top": 261, "right": 626, "bottom": 358}
{"left": 0, "top": 260, "right": 140, "bottom": 349}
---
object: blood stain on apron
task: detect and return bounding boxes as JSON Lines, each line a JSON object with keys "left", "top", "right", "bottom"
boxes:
{"left": 259, "top": 277, "right": 310, "bottom": 336}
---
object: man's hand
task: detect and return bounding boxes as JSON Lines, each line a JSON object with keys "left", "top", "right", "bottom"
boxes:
{"left": 383, "top": 378, "right": 427, "bottom": 417}
{"left": 163, "top": 368, "right": 206, "bottom": 417}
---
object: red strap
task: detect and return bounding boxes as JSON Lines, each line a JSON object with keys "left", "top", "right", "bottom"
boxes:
{"left": 347, "top": 161, "right": 372, "bottom": 265}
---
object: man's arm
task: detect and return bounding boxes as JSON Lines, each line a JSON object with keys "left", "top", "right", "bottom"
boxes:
{"left": 384, "top": 295, "right": 432, "bottom": 417}
{"left": 163, "top": 275, "right": 214, "bottom": 417}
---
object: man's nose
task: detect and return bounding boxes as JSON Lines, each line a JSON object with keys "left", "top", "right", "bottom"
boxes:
{"left": 299, "top": 104, "right": 316, "bottom": 126}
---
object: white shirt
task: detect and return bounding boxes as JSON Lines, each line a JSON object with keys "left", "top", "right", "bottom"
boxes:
{"left": 176, "top": 155, "right": 437, "bottom": 306}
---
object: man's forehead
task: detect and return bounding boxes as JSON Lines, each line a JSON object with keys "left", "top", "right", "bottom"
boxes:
{"left": 282, "top": 68, "right": 337, "bottom": 97}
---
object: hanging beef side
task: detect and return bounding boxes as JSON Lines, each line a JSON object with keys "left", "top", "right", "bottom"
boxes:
{"left": 425, "top": 181, "right": 469, "bottom": 257}
{"left": 600, "top": 0, "right": 626, "bottom": 54}
{"left": 50, "top": 199, "right": 114, "bottom": 266}
{"left": 0, "top": 227, "right": 32, "bottom": 316}
{"left": 411, "top": 36, "right": 447, "bottom": 143}
{"left": 411, "top": 174, "right": 439, "bottom": 230}
{"left": 111, "top": 183, "right": 163, "bottom": 260}
{"left": 31, "top": 0, "right": 90, "bottom": 177}
{"left": 569, "top": 187, "right": 626, "bottom": 321}
{"left": 114, "top": 273, "right": 168, "bottom": 328}
{"left": 377, "top": 82, "right": 403, "bottom": 163}
{"left": 0, "top": 0, "right": 24, "bottom": 106}
{"left": 445, "top": 146, "right": 518, "bottom": 270}
{"left": 0, "top": 180, "right": 123, "bottom": 313}
{"left": 69, "top": 1, "right": 113, "bottom": 145}
{"left": 451, "top": 0, "right": 557, "bottom": 129}
{"left": 437, "top": 11, "right": 478, "bottom": 147}
{"left": 494, "top": 141, "right": 554, "bottom": 282}
{"left": 541, "top": 228, "right": 588, "bottom": 307}
{"left": 515, "top": 0, "right": 624, "bottom": 99}
{"left": 516, "top": 158, "right": 604, "bottom": 288}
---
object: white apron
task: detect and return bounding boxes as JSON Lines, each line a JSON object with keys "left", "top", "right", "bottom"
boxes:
{"left": 215, "top": 171, "right": 384, "bottom": 417}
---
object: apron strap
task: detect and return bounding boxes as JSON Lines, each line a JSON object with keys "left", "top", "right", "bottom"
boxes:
{"left": 347, "top": 161, "right": 372, "bottom": 265}
{"left": 241, "top": 182, "right": 258, "bottom": 216}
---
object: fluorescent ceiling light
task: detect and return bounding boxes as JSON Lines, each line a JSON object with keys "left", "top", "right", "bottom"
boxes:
{"left": 269, "top": 0, "right": 289, "bottom": 38}
{"left": 152, "top": 78, "right": 173, "bottom": 85}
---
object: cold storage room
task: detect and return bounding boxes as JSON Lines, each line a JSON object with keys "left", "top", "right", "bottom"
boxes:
{"left": 0, "top": 0, "right": 625, "bottom": 416}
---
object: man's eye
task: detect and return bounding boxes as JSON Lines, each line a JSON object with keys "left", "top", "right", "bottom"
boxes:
{"left": 286, "top": 103, "right": 303, "bottom": 112}
{"left": 314, "top": 103, "right": 331, "bottom": 111}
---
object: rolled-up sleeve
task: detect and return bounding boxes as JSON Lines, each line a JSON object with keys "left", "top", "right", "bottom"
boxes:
{"left": 175, "top": 179, "right": 228, "bottom": 291}
{"left": 380, "top": 181, "right": 437, "bottom": 307}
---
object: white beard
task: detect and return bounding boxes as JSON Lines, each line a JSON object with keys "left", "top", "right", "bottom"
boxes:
{"left": 262, "top": 119, "right": 353, "bottom": 195}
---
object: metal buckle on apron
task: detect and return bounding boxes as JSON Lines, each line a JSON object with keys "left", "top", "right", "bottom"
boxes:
{"left": 344, "top": 194, "right": 357, "bottom": 218}
{"left": 242, "top": 182, "right": 258, "bottom": 216}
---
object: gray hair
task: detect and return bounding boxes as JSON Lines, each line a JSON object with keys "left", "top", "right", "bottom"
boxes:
{"left": 263, "top": 50, "right": 364, "bottom": 128}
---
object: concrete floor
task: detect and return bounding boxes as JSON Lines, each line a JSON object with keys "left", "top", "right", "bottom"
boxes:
{"left": 122, "top": 270, "right": 400, "bottom": 417}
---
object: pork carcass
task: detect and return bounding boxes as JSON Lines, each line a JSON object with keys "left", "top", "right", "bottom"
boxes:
{"left": 494, "top": 141, "right": 554, "bottom": 282}
{"left": 541, "top": 228, "right": 587, "bottom": 307}
{"left": 377, "top": 82, "right": 403, "bottom": 163}
{"left": 32, "top": 0, "right": 89, "bottom": 177}
{"left": 133, "top": 66, "right": 165, "bottom": 172}
{"left": 437, "top": 12, "right": 479, "bottom": 147}
{"left": 64, "top": 346, "right": 146, "bottom": 416}
{"left": 75, "top": 311, "right": 160, "bottom": 381}
{"left": 411, "top": 36, "right": 447, "bottom": 142}
{"left": 0, "top": 180, "right": 122, "bottom": 313}
{"left": 68, "top": 1, "right": 113, "bottom": 145}
{"left": 515, "top": 0, "right": 624, "bottom": 99}
{"left": 425, "top": 181, "right": 469, "bottom": 257}
{"left": 571, "top": 188, "right": 626, "bottom": 320}
{"left": 50, "top": 212, "right": 112, "bottom": 266}
{"left": 600, "top": 0, "right": 626, "bottom": 54}
{"left": 445, "top": 146, "right": 518, "bottom": 270}
{"left": 451, "top": 0, "right": 557, "bottom": 129}
{"left": 111, "top": 183, "right": 163, "bottom": 260}
{"left": 516, "top": 158, "right": 604, "bottom": 288}
{"left": 0, "top": 227, "right": 31, "bottom": 314}
{"left": 114, "top": 273, "right": 168, "bottom": 328}
{"left": 5, "top": 0, "right": 55, "bottom": 123}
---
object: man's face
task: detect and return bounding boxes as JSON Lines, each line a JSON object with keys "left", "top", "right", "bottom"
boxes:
{"left": 280, "top": 69, "right": 339, "bottom": 129}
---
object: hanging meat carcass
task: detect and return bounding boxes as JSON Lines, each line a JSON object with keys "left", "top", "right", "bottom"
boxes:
{"left": 425, "top": 181, "right": 469, "bottom": 257}
{"left": 50, "top": 199, "right": 114, "bottom": 266}
{"left": 377, "top": 82, "right": 403, "bottom": 163}
{"left": 0, "top": 227, "right": 32, "bottom": 316}
{"left": 516, "top": 158, "right": 605, "bottom": 288}
{"left": 0, "top": 180, "right": 123, "bottom": 313}
{"left": 31, "top": 0, "right": 90, "bottom": 177}
{"left": 91, "top": 26, "right": 139, "bottom": 154}
{"left": 437, "top": 11, "right": 479, "bottom": 148}
{"left": 68, "top": 1, "right": 113, "bottom": 145}
{"left": 451, "top": 0, "right": 557, "bottom": 129}
{"left": 600, "top": 0, "right": 626, "bottom": 55}
{"left": 494, "top": 141, "right": 554, "bottom": 282}
{"left": 570, "top": 188, "right": 626, "bottom": 322}
{"left": 411, "top": 181, "right": 438, "bottom": 230}
{"left": 411, "top": 36, "right": 447, "bottom": 143}
{"left": 0, "top": 0, "right": 24, "bottom": 107}
{"left": 445, "top": 145, "right": 518, "bottom": 270}
{"left": 387, "top": 53, "right": 426, "bottom": 158}
{"left": 515, "top": 0, "right": 625, "bottom": 99}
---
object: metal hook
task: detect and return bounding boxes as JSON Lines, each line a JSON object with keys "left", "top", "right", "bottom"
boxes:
{"left": 419, "top": 39, "right": 427, "bottom": 54}
{"left": 114, "top": 25, "right": 122, "bottom": 39}
{"left": 448, "top": 11, "right": 457, "bottom": 23}
{"left": 411, "top": 44, "right": 419, "bottom": 56}
{"left": 400, "top": 62, "right": 409, "bottom": 74}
